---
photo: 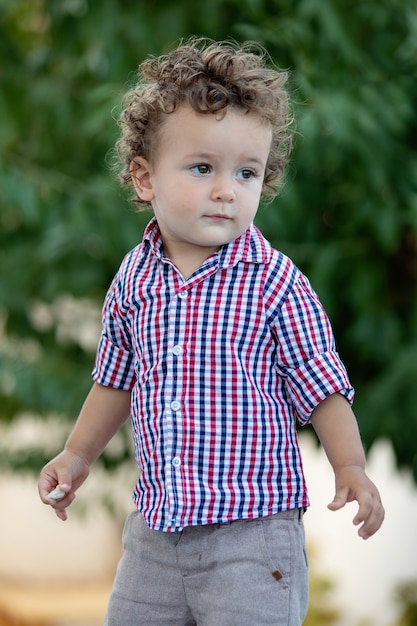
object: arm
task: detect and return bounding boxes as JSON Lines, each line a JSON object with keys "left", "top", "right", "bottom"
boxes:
{"left": 38, "top": 382, "right": 131, "bottom": 520}
{"left": 310, "top": 393, "right": 384, "bottom": 539}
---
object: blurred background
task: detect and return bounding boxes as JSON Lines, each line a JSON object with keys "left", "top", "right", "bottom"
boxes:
{"left": 1, "top": 0, "right": 417, "bottom": 624}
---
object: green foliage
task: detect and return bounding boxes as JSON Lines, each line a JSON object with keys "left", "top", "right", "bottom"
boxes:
{"left": 1, "top": 0, "right": 417, "bottom": 477}
{"left": 393, "top": 580, "right": 417, "bottom": 626}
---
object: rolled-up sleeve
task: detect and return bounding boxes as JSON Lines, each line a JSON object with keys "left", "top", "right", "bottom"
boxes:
{"left": 92, "top": 273, "right": 136, "bottom": 391}
{"left": 274, "top": 272, "right": 354, "bottom": 423}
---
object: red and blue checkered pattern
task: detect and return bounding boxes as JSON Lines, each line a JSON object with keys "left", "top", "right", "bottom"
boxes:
{"left": 93, "top": 219, "right": 354, "bottom": 531}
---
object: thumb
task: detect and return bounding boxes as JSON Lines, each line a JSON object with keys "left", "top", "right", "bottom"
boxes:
{"left": 327, "top": 489, "right": 348, "bottom": 512}
{"left": 55, "top": 472, "right": 73, "bottom": 493}
{"left": 47, "top": 467, "right": 73, "bottom": 497}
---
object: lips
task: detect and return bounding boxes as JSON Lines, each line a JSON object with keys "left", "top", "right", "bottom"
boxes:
{"left": 205, "top": 214, "right": 231, "bottom": 221}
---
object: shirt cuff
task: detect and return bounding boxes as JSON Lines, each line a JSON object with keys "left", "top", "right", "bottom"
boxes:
{"left": 283, "top": 351, "right": 355, "bottom": 424}
{"left": 92, "top": 334, "right": 135, "bottom": 390}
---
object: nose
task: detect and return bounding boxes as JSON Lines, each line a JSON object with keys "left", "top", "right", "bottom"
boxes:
{"left": 211, "top": 175, "right": 236, "bottom": 203}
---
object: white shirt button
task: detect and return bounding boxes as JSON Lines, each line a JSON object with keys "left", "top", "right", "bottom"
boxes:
{"left": 170, "top": 400, "right": 181, "bottom": 411}
{"left": 172, "top": 456, "right": 181, "bottom": 468}
{"left": 178, "top": 291, "right": 188, "bottom": 299}
{"left": 172, "top": 345, "right": 183, "bottom": 356}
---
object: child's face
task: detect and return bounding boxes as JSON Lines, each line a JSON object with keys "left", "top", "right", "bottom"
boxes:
{"left": 131, "top": 104, "right": 272, "bottom": 268}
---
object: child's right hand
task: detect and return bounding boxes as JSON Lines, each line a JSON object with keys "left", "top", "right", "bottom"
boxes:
{"left": 38, "top": 450, "right": 90, "bottom": 521}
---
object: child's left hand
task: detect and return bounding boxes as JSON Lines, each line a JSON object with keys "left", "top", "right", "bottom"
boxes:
{"left": 327, "top": 465, "right": 385, "bottom": 539}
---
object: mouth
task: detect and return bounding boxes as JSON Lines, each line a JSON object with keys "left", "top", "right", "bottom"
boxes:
{"left": 205, "top": 214, "right": 232, "bottom": 221}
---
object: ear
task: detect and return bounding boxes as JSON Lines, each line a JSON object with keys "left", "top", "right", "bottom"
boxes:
{"left": 130, "top": 158, "right": 155, "bottom": 202}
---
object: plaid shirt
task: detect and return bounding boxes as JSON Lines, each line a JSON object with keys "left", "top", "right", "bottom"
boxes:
{"left": 93, "top": 218, "right": 354, "bottom": 531}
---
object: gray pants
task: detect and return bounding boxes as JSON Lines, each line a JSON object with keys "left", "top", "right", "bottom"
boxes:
{"left": 104, "top": 509, "right": 309, "bottom": 625}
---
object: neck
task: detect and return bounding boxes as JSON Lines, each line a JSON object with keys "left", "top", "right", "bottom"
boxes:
{"left": 163, "top": 245, "right": 219, "bottom": 280}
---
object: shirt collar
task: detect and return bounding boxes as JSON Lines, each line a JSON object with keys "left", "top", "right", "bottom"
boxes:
{"left": 218, "top": 223, "right": 271, "bottom": 268}
{"left": 142, "top": 217, "right": 164, "bottom": 258}
{"left": 142, "top": 217, "right": 271, "bottom": 268}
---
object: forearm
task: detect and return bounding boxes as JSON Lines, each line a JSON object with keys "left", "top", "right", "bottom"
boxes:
{"left": 310, "top": 392, "right": 384, "bottom": 538}
{"left": 64, "top": 382, "right": 131, "bottom": 466}
{"left": 310, "top": 392, "right": 366, "bottom": 471}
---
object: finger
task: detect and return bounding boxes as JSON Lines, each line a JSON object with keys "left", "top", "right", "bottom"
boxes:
{"left": 327, "top": 497, "right": 345, "bottom": 511}
{"left": 355, "top": 499, "right": 385, "bottom": 540}
{"left": 327, "top": 487, "right": 349, "bottom": 511}
{"left": 55, "top": 507, "right": 69, "bottom": 522}
{"left": 38, "top": 474, "right": 58, "bottom": 501}
{"left": 39, "top": 467, "right": 72, "bottom": 501}
{"left": 352, "top": 488, "right": 377, "bottom": 528}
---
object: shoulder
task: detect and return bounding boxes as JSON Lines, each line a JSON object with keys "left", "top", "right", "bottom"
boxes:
{"left": 252, "top": 228, "right": 300, "bottom": 306}
{"left": 104, "top": 240, "right": 150, "bottom": 310}
{"left": 253, "top": 229, "right": 325, "bottom": 318}
{"left": 120, "top": 241, "right": 147, "bottom": 273}
{"left": 116, "top": 218, "right": 158, "bottom": 277}
{"left": 111, "top": 241, "right": 145, "bottom": 287}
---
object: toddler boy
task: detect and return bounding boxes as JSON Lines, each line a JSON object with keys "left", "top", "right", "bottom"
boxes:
{"left": 39, "top": 38, "right": 384, "bottom": 625}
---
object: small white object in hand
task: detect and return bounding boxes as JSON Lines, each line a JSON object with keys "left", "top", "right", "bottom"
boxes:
{"left": 47, "top": 486, "right": 66, "bottom": 500}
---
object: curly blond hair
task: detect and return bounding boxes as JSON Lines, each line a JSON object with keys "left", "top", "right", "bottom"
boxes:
{"left": 115, "top": 37, "right": 293, "bottom": 207}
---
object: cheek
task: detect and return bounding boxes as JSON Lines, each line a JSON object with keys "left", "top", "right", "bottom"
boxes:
{"left": 241, "top": 193, "right": 261, "bottom": 217}
{"left": 175, "top": 191, "right": 201, "bottom": 215}
{"left": 153, "top": 183, "right": 189, "bottom": 213}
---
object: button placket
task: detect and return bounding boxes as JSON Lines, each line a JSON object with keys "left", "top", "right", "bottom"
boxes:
{"left": 164, "top": 285, "right": 190, "bottom": 527}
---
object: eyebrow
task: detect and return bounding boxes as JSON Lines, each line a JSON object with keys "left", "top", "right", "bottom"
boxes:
{"left": 185, "top": 152, "right": 267, "bottom": 166}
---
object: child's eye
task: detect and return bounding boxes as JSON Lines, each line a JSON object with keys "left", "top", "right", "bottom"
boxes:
{"left": 190, "top": 164, "right": 211, "bottom": 175}
{"left": 238, "top": 168, "right": 256, "bottom": 180}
